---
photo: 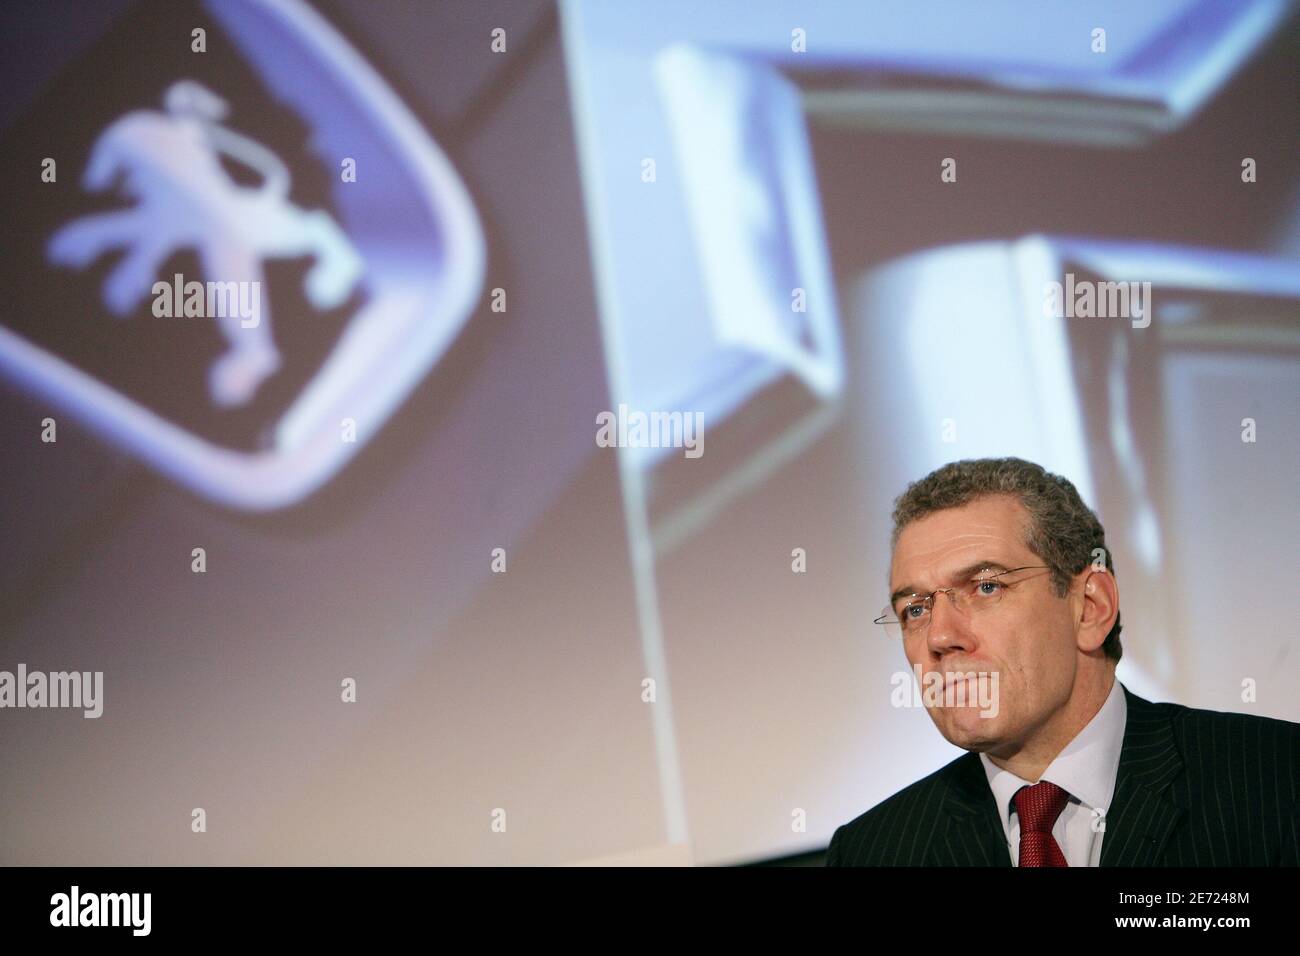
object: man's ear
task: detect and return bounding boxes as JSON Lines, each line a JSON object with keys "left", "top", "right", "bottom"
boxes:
{"left": 1075, "top": 568, "right": 1118, "bottom": 653}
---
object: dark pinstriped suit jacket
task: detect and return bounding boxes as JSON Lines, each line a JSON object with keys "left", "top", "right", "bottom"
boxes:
{"left": 826, "top": 684, "right": 1299, "bottom": 866}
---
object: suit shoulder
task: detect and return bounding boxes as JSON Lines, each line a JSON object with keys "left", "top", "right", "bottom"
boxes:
{"left": 1139, "top": 695, "right": 1300, "bottom": 803}
{"left": 1159, "top": 697, "right": 1300, "bottom": 749}
{"left": 828, "top": 752, "right": 972, "bottom": 865}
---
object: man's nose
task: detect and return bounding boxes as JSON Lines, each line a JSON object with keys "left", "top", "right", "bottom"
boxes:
{"left": 926, "top": 590, "right": 974, "bottom": 655}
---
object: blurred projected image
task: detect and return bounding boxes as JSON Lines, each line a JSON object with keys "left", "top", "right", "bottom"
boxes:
{"left": 566, "top": 0, "right": 1299, "bottom": 864}
{"left": 3, "top": 0, "right": 482, "bottom": 509}
{"left": 0, "top": 0, "right": 1295, "bottom": 869}
{"left": 49, "top": 78, "right": 364, "bottom": 409}
{"left": 1, "top": 0, "right": 656, "bottom": 868}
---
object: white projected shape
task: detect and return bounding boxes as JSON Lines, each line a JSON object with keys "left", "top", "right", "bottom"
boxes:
{"left": 47, "top": 79, "right": 364, "bottom": 408}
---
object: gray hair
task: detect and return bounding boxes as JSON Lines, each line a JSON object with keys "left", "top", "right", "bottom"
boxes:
{"left": 890, "top": 457, "right": 1122, "bottom": 662}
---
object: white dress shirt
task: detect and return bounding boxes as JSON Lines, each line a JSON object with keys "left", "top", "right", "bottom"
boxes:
{"left": 979, "top": 676, "right": 1127, "bottom": 867}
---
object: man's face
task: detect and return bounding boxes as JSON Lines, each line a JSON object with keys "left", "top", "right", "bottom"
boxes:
{"left": 890, "top": 494, "right": 1079, "bottom": 756}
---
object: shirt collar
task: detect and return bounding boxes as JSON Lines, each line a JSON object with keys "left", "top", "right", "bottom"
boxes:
{"left": 979, "top": 676, "right": 1128, "bottom": 831}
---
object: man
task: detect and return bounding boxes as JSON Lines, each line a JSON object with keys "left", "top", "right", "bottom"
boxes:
{"left": 827, "top": 457, "right": 1298, "bottom": 866}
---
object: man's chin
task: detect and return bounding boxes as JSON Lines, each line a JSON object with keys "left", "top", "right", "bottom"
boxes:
{"left": 929, "top": 706, "right": 1002, "bottom": 750}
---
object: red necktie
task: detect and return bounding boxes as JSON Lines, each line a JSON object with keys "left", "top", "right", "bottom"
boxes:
{"left": 1013, "top": 780, "right": 1070, "bottom": 867}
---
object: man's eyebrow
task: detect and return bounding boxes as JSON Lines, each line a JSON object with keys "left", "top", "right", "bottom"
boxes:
{"left": 889, "top": 560, "right": 1013, "bottom": 603}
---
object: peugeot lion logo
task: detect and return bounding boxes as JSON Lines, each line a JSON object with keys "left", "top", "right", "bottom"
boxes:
{"left": 0, "top": 0, "right": 486, "bottom": 510}
{"left": 49, "top": 80, "right": 366, "bottom": 409}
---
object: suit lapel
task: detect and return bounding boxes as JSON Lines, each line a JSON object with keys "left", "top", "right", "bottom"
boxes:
{"left": 1099, "top": 685, "right": 1186, "bottom": 866}
{"left": 931, "top": 751, "right": 1012, "bottom": 866}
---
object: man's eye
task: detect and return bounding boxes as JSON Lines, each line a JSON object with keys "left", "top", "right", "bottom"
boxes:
{"left": 974, "top": 580, "right": 1003, "bottom": 597}
{"left": 902, "top": 604, "right": 927, "bottom": 620}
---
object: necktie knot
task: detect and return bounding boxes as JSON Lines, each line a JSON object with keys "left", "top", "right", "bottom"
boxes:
{"left": 1013, "top": 780, "right": 1071, "bottom": 867}
{"left": 1014, "top": 780, "right": 1070, "bottom": 832}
